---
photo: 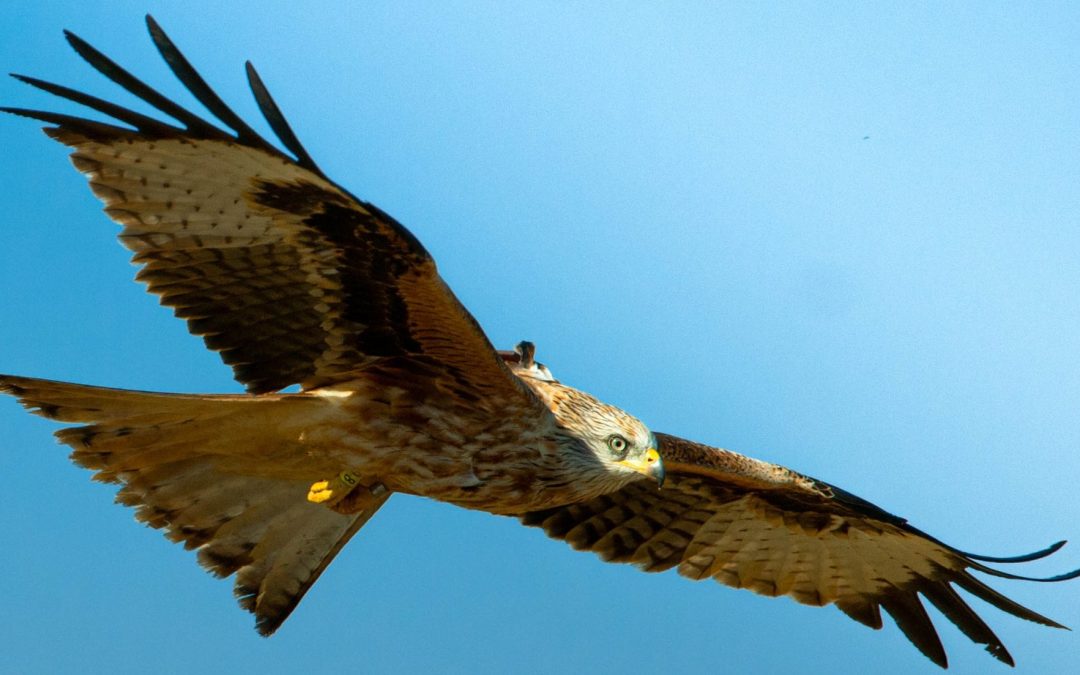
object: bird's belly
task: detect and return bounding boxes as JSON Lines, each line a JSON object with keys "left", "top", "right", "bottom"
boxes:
{"left": 295, "top": 412, "right": 553, "bottom": 513}
{"left": 366, "top": 444, "right": 558, "bottom": 515}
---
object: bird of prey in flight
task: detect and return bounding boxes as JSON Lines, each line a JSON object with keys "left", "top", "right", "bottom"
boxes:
{"left": 1, "top": 15, "right": 1076, "bottom": 670}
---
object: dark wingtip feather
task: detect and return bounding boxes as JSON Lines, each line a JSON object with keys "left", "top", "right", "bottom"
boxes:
{"left": 953, "top": 572, "right": 1068, "bottom": 630}
{"left": 244, "top": 60, "right": 324, "bottom": 176}
{"left": 879, "top": 591, "right": 949, "bottom": 669}
{"left": 145, "top": 14, "right": 276, "bottom": 153}
{"left": 0, "top": 106, "right": 132, "bottom": 142}
{"left": 10, "top": 72, "right": 180, "bottom": 136}
{"left": 63, "top": 29, "right": 105, "bottom": 67}
{"left": 961, "top": 540, "right": 1067, "bottom": 564}
{"left": 921, "top": 582, "right": 1015, "bottom": 667}
{"left": 63, "top": 23, "right": 225, "bottom": 138}
{"left": 968, "top": 561, "right": 1080, "bottom": 584}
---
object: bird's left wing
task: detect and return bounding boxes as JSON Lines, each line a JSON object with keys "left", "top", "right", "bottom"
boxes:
{"left": 2, "top": 16, "right": 532, "bottom": 406}
{"left": 522, "top": 432, "right": 1078, "bottom": 668}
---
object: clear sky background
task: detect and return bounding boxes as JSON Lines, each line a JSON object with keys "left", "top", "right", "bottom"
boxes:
{"left": 1, "top": 3, "right": 1079, "bottom": 674}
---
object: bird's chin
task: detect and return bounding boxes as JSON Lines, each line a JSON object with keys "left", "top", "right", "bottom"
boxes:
{"left": 606, "top": 465, "right": 655, "bottom": 491}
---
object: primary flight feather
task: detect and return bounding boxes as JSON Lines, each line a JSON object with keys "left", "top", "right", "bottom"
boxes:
{"left": 1, "top": 16, "right": 1075, "bottom": 669}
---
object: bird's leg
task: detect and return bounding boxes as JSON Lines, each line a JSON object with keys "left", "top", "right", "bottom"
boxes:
{"left": 331, "top": 481, "right": 388, "bottom": 515}
{"left": 307, "top": 470, "right": 357, "bottom": 505}
{"left": 307, "top": 473, "right": 387, "bottom": 515}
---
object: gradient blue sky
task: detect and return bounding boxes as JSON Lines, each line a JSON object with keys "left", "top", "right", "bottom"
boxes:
{"left": 2, "top": 3, "right": 1079, "bottom": 674}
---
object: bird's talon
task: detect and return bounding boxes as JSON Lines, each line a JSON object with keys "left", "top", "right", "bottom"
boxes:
{"left": 307, "top": 472, "right": 359, "bottom": 506}
{"left": 307, "top": 479, "right": 334, "bottom": 504}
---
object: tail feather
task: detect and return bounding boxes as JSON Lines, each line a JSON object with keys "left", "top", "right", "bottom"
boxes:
{"left": 3, "top": 373, "right": 259, "bottom": 421}
{"left": 1, "top": 373, "right": 390, "bottom": 634}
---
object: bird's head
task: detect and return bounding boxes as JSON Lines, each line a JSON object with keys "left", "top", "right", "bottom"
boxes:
{"left": 543, "top": 383, "right": 665, "bottom": 489}
{"left": 584, "top": 420, "right": 665, "bottom": 489}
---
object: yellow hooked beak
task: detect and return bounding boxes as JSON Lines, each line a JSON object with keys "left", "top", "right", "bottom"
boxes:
{"left": 618, "top": 447, "right": 665, "bottom": 488}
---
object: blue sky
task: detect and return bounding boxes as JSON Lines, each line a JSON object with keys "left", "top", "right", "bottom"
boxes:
{"left": 2, "top": 3, "right": 1079, "bottom": 673}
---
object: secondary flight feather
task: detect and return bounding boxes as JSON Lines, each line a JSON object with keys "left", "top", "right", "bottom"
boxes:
{"left": 1, "top": 15, "right": 1075, "bottom": 669}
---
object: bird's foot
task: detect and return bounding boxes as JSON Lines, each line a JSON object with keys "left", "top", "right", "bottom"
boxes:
{"left": 307, "top": 470, "right": 359, "bottom": 507}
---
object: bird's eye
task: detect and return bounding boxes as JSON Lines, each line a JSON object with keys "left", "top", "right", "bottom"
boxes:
{"left": 607, "top": 435, "right": 629, "bottom": 459}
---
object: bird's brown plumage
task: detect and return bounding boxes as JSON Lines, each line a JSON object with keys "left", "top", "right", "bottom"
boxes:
{"left": 1, "top": 15, "right": 1076, "bottom": 668}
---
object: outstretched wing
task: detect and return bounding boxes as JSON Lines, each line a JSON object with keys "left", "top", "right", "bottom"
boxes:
{"left": 522, "top": 432, "right": 1079, "bottom": 668}
{"left": 2, "top": 16, "right": 528, "bottom": 403}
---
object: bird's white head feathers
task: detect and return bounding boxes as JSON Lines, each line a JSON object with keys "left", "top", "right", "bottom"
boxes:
{"left": 514, "top": 354, "right": 664, "bottom": 491}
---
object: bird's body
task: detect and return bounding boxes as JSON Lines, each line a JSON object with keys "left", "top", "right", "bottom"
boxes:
{"left": 1, "top": 16, "right": 1077, "bottom": 669}
{"left": 294, "top": 366, "right": 654, "bottom": 514}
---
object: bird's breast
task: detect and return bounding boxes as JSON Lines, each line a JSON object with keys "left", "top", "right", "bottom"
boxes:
{"left": 306, "top": 390, "right": 581, "bottom": 513}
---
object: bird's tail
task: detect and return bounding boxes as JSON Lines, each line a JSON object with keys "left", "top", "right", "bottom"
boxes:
{"left": 0, "top": 374, "right": 390, "bottom": 635}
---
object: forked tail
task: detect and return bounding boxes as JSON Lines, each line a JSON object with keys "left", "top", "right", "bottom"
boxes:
{"left": 1, "top": 374, "right": 389, "bottom": 635}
